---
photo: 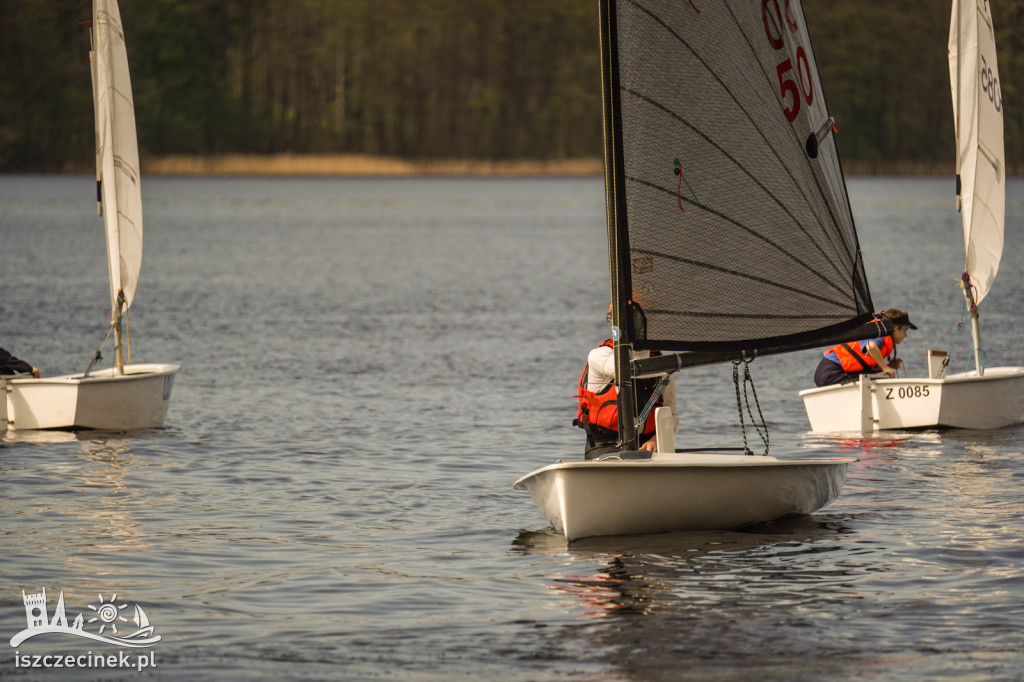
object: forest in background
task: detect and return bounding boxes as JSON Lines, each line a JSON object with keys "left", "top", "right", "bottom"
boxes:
{"left": 1, "top": 0, "right": 1022, "bottom": 174}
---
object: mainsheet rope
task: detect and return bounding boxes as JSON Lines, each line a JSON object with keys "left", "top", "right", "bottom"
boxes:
{"left": 733, "top": 357, "right": 769, "bottom": 456}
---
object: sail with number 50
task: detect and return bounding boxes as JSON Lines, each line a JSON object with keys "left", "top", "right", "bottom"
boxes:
{"left": 605, "top": 0, "right": 876, "bottom": 354}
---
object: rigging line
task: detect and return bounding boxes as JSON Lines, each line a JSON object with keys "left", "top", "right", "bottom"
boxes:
{"left": 945, "top": 305, "right": 964, "bottom": 373}
{"left": 622, "top": 1, "right": 856, "bottom": 284}
{"left": 723, "top": 1, "right": 864, "bottom": 275}
{"left": 629, "top": 175, "right": 853, "bottom": 301}
{"left": 635, "top": 376, "right": 668, "bottom": 431}
{"left": 83, "top": 322, "right": 116, "bottom": 378}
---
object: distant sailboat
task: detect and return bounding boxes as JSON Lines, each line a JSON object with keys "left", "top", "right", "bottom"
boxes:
{"left": 515, "top": 0, "right": 888, "bottom": 541}
{"left": 800, "top": 0, "right": 1024, "bottom": 433}
{"left": 5, "top": 0, "right": 179, "bottom": 431}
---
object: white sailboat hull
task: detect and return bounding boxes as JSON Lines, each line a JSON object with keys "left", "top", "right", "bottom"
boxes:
{"left": 514, "top": 452, "right": 853, "bottom": 542}
{"left": 800, "top": 367, "right": 1024, "bottom": 433}
{"left": 6, "top": 363, "right": 179, "bottom": 431}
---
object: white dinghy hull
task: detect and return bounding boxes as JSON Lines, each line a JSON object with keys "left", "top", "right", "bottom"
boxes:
{"left": 514, "top": 452, "right": 854, "bottom": 542}
{"left": 6, "top": 363, "right": 179, "bottom": 431}
{"left": 800, "top": 367, "right": 1024, "bottom": 433}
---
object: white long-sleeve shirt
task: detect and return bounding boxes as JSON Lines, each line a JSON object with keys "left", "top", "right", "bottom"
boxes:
{"left": 585, "top": 344, "right": 679, "bottom": 430}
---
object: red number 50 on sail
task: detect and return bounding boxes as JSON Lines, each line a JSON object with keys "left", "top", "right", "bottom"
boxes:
{"left": 763, "top": 0, "right": 814, "bottom": 122}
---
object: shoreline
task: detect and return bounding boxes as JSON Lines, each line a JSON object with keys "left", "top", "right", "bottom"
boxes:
{"left": 143, "top": 154, "right": 964, "bottom": 178}
{"left": 12, "top": 155, "right": 997, "bottom": 178}
{"left": 142, "top": 154, "right": 606, "bottom": 177}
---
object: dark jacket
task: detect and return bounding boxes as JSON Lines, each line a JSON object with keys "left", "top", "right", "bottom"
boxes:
{"left": 0, "top": 347, "right": 34, "bottom": 375}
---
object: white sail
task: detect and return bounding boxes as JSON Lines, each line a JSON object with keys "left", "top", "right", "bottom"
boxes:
{"left": 93, "top": 0, "right": 143, "bottom": 313}
{"left": 949, "top": 0, "right": 1004, "bottom": 304}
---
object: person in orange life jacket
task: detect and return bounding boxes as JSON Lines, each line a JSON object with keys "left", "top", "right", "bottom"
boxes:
{"left": 0, "top": 346, "right": 39, "bottom": 378}
{"left": 813, "top": 308, "right": 917, "bottom": 387}
{"left": 576, "top": 305, "right": 678, "bottom": 459}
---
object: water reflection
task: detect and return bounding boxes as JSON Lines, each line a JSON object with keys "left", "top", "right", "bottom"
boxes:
{"left": 2, "top": 428, "right": 82, "bottom": 445}
{"left": 512, "top": 518, "right": 869, "bottom": 678}
{"left": 71, "top": 438, "right": 150, "bottom": 556}
{"left": 5, "top": 434, "right": 151, "bottom": 571}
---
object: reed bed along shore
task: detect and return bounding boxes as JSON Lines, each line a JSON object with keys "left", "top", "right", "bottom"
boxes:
{"left": 141, "top": 155, "right": 974, "bottom": 177}
{"left": 143, "top": 154, "right": 605, "bottom": 177}
{"left": 26, "top": 155, "right": 985, "bottom": 178}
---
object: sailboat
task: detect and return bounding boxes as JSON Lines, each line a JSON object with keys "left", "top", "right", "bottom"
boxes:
{"left": 800, "top": 0, "right": 1024, "bottom": 434}
{"left": 5, "top": 0, "right": 179, "bottom": 431}
{"left": 515, "top": 0, "right": 891, "bottom": 541}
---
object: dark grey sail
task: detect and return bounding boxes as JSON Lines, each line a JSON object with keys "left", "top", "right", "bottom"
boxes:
{"left": 601, "top": 0, "right": 876, "bottom": 355}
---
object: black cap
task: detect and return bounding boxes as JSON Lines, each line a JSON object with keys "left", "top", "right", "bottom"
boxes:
{"left": 883, "top": 308, "right": 917, "bottom": 330}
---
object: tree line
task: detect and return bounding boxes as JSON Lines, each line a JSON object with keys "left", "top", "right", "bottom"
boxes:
{"left": 1, "top": 0, "right": 1021, "bottom": 173}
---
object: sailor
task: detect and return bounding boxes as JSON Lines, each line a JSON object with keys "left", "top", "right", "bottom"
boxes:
{"left": 0, "top": 347, "right": 39, "bottom": 378}
{"left": 813, "top": 308, "right": 917, "bottom": 386}
{"left": 575, "top": 305, "right": 678, "bottom": 459}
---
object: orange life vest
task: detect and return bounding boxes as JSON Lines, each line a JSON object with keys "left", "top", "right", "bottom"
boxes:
{"left": 577, "top": 340, "right": 662, "bottom": 437}
{"left": 828, "top": 335, "right": 895, "bottom": 372}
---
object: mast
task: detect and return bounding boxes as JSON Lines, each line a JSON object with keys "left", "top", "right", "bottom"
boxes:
{"left": 964, "top": 278, "right": 984, "bottom": 375}
{"left": 598, "top": 0, "right": 639, "bottom": 450}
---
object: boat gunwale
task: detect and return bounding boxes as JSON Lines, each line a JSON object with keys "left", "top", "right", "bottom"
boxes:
{"left": 514, "top": 456, "right": 856, "bottom": 489}
{"left": 7, "top": 363, "right": 180, "bottom": 385}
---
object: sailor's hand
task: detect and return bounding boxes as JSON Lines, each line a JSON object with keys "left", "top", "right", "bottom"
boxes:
{"left": 640, "top": 437, "right": 658, "bottom": 452}
{"left": 883, "top": 366, "right": 897, "bottom": 378}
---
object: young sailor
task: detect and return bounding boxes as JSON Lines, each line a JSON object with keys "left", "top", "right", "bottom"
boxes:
{"left": 813, "top": 308, "right": 917, "bottom": 386}
{"left": 575, "top": 305, "right": 678, "bottom": 459}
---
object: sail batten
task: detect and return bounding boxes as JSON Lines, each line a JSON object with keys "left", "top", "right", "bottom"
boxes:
{"left": 606, "top": 0, "right": 874, "bottom": 352}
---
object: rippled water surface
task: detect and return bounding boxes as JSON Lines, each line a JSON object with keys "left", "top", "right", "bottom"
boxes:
{"left": 1, "top": 176, "right": 1023, "bottom": 680}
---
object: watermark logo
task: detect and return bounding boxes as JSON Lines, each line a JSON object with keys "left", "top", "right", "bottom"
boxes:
{"left": 11, "top": 588, "right": 161, "bottom": 648}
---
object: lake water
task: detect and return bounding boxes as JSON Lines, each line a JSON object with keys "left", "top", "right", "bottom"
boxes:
{"left": 1, "top": 175, "right": 1022, "bottom": 681}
